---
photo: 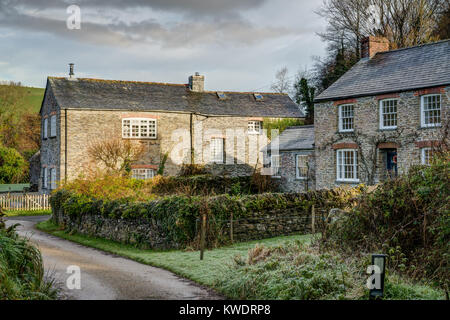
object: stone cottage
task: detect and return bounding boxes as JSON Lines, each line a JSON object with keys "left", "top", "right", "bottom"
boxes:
{"left": 314, "top": 37, "right": 449, "bottom": 189}
{"left": 263, "top": 125, "right": 315, "bottom": 192}
{"left": 39, "top": 71, "right": 303, "bottom": 193}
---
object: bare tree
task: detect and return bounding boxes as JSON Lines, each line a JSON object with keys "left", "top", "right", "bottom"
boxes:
{"left": 271, "top": 67, "right": 291, "bottom": 94}
{"left": 87, "top": 137, "right": 145, "bottom": 174}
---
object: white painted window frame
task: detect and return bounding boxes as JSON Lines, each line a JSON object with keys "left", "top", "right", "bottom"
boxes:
{"left": 122, "top": 118, "right": 157, "bottom": 139}
{"left": 131, "top": 168, "right": 156, "bottom": 180}
{"left": 336, "top": 149, "right": 359, "bottom": 182}
{"left": 43, "top": 118, "right": 48, "bottom": 139}
{"left": 421, "top": 147, "right": 433, "bottom": 165}
{"left": 338, "top": 104, "right": 354, "bottom": 132}
{"left": 50, "top": 168, "right": 57, "bottom": 190}
{"left": 379, "top": 99, "right": 398, "bottom": 130}
{"left": 421, "top": 94, "right": 441, "bottom": 128}
{"left": 43, "top": 167, "right": 48, "bottom": 189}
{"left": 248, "top": 120, "right": 262, "bottom": 135}
{"left": 296, "top": 154, "right": 308, "bottom": 179}
{"left": 50, "top": 115, "right": 57, "bottom": 137}
{"left": 271, "top": 154, "right": 281, "bottom": 178}
{"left": 210, "top": 138, "right": 224, "bottom": 163}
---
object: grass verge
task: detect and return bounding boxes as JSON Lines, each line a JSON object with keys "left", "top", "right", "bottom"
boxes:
{"left": 36, "top": 219, "right": 312, "bottom": 289}
{"left": 5, "top": 209, "right": 52, "bottom": 217}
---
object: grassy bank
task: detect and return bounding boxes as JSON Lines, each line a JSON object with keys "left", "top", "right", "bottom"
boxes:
{"left": 5, "top": 209, "right": 51, "bottom": 217}
{"left": 36, "top": 219, "right": 443, "bottom": 299}
{"left": 0, "top": 215, "right": 56, "bottom": 299}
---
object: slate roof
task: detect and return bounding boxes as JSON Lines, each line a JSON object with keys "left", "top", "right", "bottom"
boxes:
{"left": 315, "top": 40, "right": 450, "bottom": 102}
{"left": 263, "top": 125, "right": 314, "bottom": 152}
{"left": 45, "top": 77, "right": 303, "bottom": 118}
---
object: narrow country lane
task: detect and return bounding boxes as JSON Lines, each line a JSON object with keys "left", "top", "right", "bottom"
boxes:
{"left": 5, "top": 216, "right": 222, "bottom": 300}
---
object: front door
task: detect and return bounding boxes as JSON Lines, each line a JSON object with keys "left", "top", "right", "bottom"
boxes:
{"left": 386, "top": 150, "right": 398, "bottom": 177}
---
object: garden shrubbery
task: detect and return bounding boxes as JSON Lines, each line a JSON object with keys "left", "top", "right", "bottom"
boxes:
{"left": 322, "top": 154, "right": 449, "bottom": 291}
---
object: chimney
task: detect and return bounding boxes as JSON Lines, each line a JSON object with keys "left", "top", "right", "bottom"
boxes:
{"left": 189, "top": 72, "right": 204, "bottom": 92}
{"left": 361, "top": 36, "right": 389, "bottom": 59}
{"left": 68, "top": 63, "right": 75, "bottom": 78}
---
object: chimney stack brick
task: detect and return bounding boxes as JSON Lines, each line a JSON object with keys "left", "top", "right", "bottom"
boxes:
{"left": 361, "top": 36, "right": 389, "bottom": 59}
{"left": 189, "top": 73, "right": 204, "bottom": 92}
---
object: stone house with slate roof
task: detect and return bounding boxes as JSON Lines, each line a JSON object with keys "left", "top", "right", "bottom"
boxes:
{"left": 38, "top": 72, "right": 303, "bottom": 193}
{"left": 314, "top": 37, "right": 449, "bottom": 190}
{"left": 262, "top": 125, "right": 315, "bottom": 192}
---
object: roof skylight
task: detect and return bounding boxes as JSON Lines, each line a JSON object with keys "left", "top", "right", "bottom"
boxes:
{"left": 254, "top": 93, "right": 264, "bottom": 101}
{"left": 217, "top": 92, "right": 226, "bottom": 100}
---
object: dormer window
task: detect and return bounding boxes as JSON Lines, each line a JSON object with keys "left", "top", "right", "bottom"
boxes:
{"left": 248, "top": 120, "right": 262, "bottom": 134}
{"left": 254, "top": 93, "right": 263, "bottom": 101}
{"left": 122, "top": 118, "right": 157, "bottom": 139}
{"left": 217, "top": 92, "right": 226, "bottom": 100}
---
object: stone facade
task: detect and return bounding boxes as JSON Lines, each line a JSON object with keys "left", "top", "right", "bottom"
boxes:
{"left": 277, "top": 150, "right": 315, "bottom": 192}
{"left": 315, "top": 86, "right": 449, "bottom": 189}
{"left": 40, "top": 102, "right": 277, "bottom": 193}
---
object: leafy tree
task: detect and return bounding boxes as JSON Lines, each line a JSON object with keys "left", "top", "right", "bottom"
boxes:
{"left": 294, "top": 77, "right": 316, "bottom": 124}
{"left": 0, "top": 146, "right": 26, "bottom": 184}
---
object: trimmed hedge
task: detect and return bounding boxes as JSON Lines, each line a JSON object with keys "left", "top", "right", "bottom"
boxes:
{"left": 51, "top": 187, "right": 360, "bottom": 248}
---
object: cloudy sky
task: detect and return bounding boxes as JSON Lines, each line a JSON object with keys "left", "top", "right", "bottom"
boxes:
{"left": 0, "top": 0, "right": 327, "bottom": 91}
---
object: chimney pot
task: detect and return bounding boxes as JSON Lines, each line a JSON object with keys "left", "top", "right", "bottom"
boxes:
{"left": 361, "top": 36, "right": 389, "bottom": 59}
{"left": 69, "top": 63, "right": 75, "bottom": 78}
{"left": 189, "top": 73, "right": 205, "bottom": 92}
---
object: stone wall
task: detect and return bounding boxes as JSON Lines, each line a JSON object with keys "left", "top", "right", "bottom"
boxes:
{"left": 315, "top": 86, "right": 449, "bottom": 189}
{"left": 277, "top": 150, "right": 315, "bottom": 193}
{"left": 51, "top": 204, "right": 314, "bottom": 249}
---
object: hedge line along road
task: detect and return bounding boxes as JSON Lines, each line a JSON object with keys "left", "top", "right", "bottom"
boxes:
{"left": 5, "top": 216, "right": 222, "bottom": 300}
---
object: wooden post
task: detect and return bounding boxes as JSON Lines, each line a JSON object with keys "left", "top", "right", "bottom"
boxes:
{"left": 230, "top": 212, "right": 234, "bottom": 244}
{"left": 200, "top": 212, "right": 207, "bottom": 260}
{"left": 311, "top": 205, "right": 316, "bottom": 234}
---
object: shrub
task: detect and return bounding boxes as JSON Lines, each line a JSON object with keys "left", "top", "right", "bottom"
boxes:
{"left": 322, "top": 154, "right": 450, "bottom": 291}
{"left": 0, "top": 146, "right": 26, "bottom": 183}
{"left": 0, "top": 212, "right": 56, "bottom": 299}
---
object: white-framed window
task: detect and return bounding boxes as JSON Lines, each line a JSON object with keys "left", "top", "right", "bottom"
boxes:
{"left": 296, "top": 154, "right": 308, "bottom": 179}
{"left": 43, "top": 118, "right": 48, "bottom": 139}
{"left": 50, "top": 168, "right": 57, "bottom": 190}
{"left": 210, "top": 138, "right": 224, "bottom": 163}
{"left": 42, "top": 167, "right": 48, "bottom": 189}
{"left": 122, "top": 118, "right": 157, "bottom": 139}
{"left": 379, "top": 99, "right": 398, "bottom": 129}
{"left": 336, "top": 149, "right": 359, "bottom": 182}
{"left": 131, "top": 168, "right": 156, "bottom": 180}
{"left": 248, "top": 120, "right": 262, "bottom": 134}
{"left": 271, "top": 155, "right": 281, "bottom": 178}
{"left": 421, "top": 94, "right": 441, "bottom": 127}
{"left": 421, "top": 147, "right": 434, "bottom": 165}
{"left": 50, "top": 115, "right": 57, "bottom": 137}
{"left": 338, "top": 104, "right": 354, "bottom": 132}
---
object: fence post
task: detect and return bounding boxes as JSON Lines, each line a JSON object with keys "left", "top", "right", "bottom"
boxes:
{"left": 230, "top": 211, "right": 234, "bottom": 244}
{"left": 311, "top": 205, "right": 315, "bottom": 234}
{"left": 200, "top": 212, "right": 207, "bottom": 260}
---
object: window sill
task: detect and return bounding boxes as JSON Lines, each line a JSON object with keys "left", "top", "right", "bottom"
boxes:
{"left": 272, "top": 176, "right": 281, "bottom": 179}
{"left": 122, "top": 137, "right": 157, "bottom": 140}
{"left": 378, "top": 127, "right": 397, "bottom": 132}
{"left": 420, "top": 124, "right": 441, "bottom": 129}
{"left": 336, "top": 180, "right": 360, "bottom": 184}
{"left": 338, "top": 130, "right": 354, "bottom": 134}
{"left": 248, "top": 132, "right": 262, "bottom": 135}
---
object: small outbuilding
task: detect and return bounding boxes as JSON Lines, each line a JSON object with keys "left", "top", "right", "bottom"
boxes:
{"left": 263, "top": 125, "right": 315, "bottom": 192}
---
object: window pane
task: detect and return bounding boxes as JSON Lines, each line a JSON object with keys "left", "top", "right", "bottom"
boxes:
{"left": 211, "top": 138, "right": 224, "bottom": 162}
{"left": 423, "top": 95, "right": 441, "bottom": 126}
{"left": 340, "top": 105, "right": 354, "bottom": 131}
{"left": 381, "top": 100, "right": 397, "bottom": 128}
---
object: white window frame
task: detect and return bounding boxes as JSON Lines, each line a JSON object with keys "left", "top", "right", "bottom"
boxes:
{"left": 421, "top": 94, "right": 441, "bottom": 128}
{"left": 210, "top": 138, "right": 224, "bottom": 163}
{"left": 50, "top": 115, "right": 57, "bottom": 137}
{"left": 421, "top": 147, "right": 433, "bottom": 165}
{"left": 271, "top": 155, "right": 281, "bottom": 178}
{"left": 131, "top": 168, "right": 156, "bottom": 180}
{"left": 42, "top": 167, "right": 48, "bottom": 189}
{"left": 50, "top": 168, "right": 57, "bottom": 190}
{"left": 296, "top": 154, "right": 308, "bottom": 179}
{"left": 43, "top": 118, "right": 48, "bottom": 139}
{"left": 379, "top": 99, "right": 398, "bottom": 130}
{"left": 248, "top": 120, "right": 262, "bottom": 135}
{"left": 122, "top": 118, "right": 157, "bottom": 139}
{"left": 336, "top": 149, "right": 359, "bottom": 182}
{"left": 338, "top": 104, "right": 354, "bottom": 132}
